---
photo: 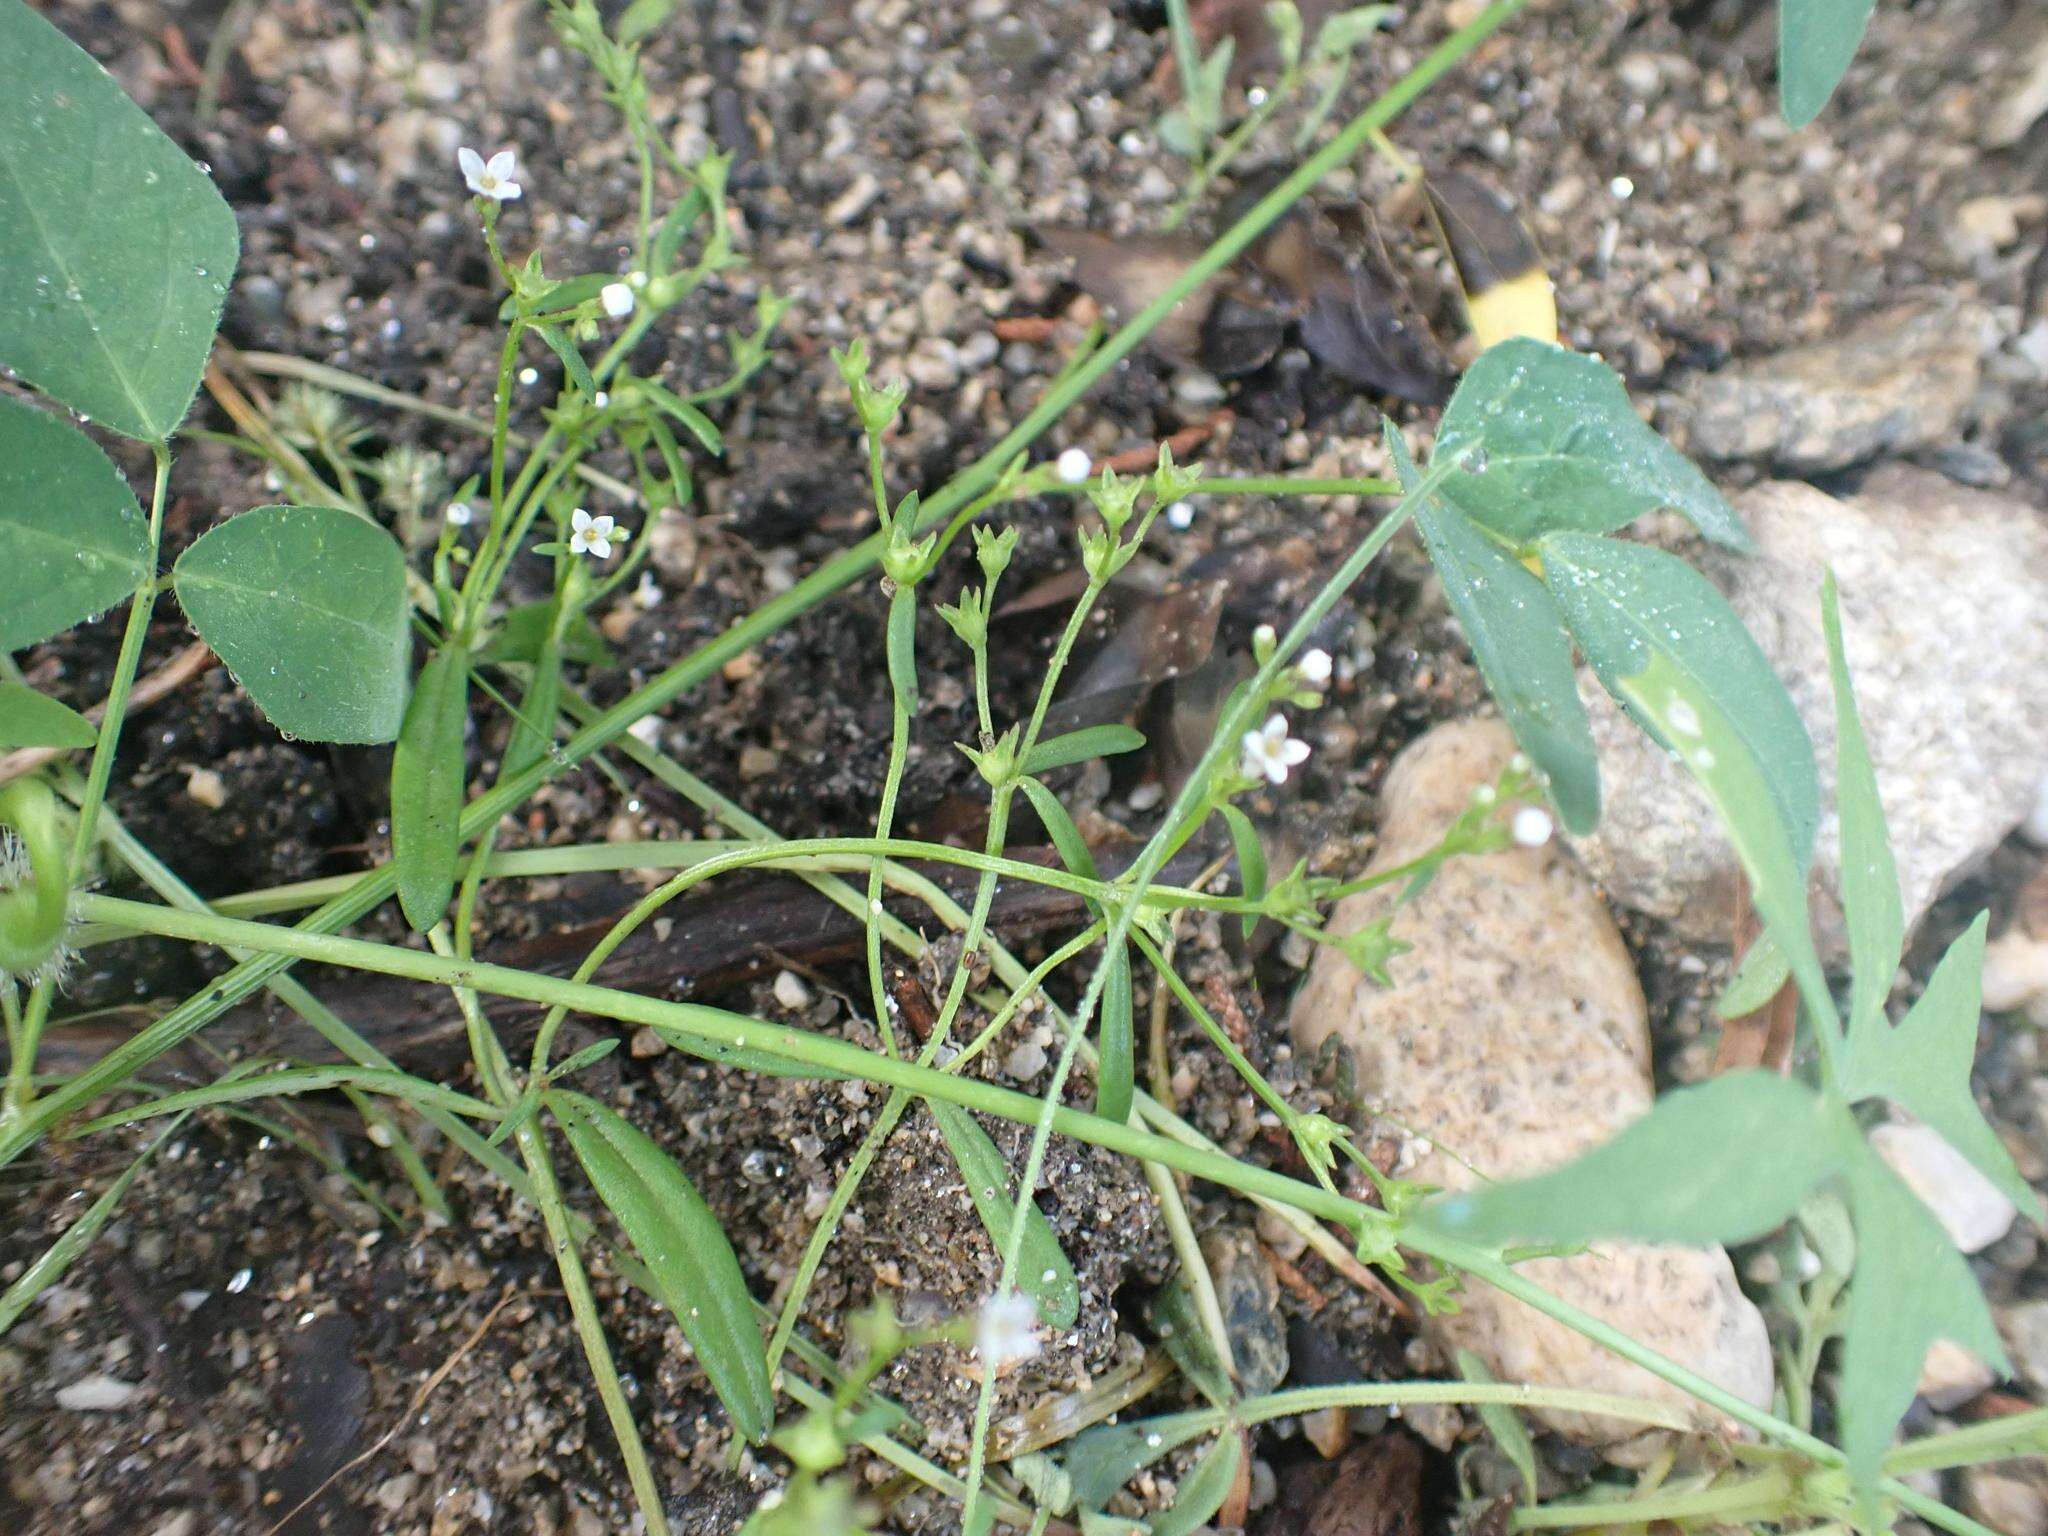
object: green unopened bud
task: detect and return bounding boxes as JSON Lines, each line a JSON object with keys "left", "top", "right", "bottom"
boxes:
{"left": 936, "top": 592, "right": 987, "bottom": 650}
{"left": 0, "top": 779, "right": 72, "bottom": 980}
{"left": 959, "top": 727, "right": 1020, "bottom": 789}
{"left": 881, "top": 530, "right": 937, "bottom": 588}
{"left": 1337, "top": 917, "right": 1410, "bottom": 987}
{"left": 1079, "top": 527, "right": 1123, "bottom": 583}
{"left": 973, "top": 525, "right": 1018, "bottom": 585}
{"left": 1085, "top": 468, "right": 1140, "bottom": 534}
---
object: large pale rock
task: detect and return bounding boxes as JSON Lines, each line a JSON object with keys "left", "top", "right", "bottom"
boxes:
{"left": 1682, "top": 300, "right": 1989, "bottom": 473}
{"left": 1290, "top": 719, "right": 1773, "bottom": 1463}
{"left": 1571, "top": 468, "right": 2048, "bottom": 951}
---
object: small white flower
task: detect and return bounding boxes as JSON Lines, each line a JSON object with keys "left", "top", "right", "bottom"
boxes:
{"left": 975, "top": 1291, "right": 1040, "bottom": 1369}
{"left": 1297, "top": 648, "right": 1333, "bottom": 686}
{"left": 1241, "top": 713, "right": 1311, "bottom": 786}
{"left": 568, "top": 507, "right": 631, "bottom": 559}
{"left": 1252, "top": 622, "right": 1277, "bottom": 653}
{"left": 601, "top": 282, "right": 635, "bottom": 319}
{"left": 519, "top": 366, "right": 540, "bottom": 386}
{"left": 1165, "top": 500, "right": 1194, "bottom": 530}
{"left": 458, "top": 146, "right": 522, "bottom": 202}
{"left": 1511, "top": 806, "right": 1554, "bottom": 848}
{"left": 445, "top": 500, "right": 473, "bottom": 527}
{"left": 1054, "top": 447, "right": 1092, "bottom": 484}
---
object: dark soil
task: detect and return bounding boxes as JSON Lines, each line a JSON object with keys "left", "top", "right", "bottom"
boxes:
{"left": 5, "top": 0, "right": 2046, "bottom": 1532}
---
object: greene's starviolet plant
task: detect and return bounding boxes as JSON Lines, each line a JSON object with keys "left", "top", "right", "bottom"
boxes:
{"left": 0, "top": 0, "right": 2037, "bottom": 1534}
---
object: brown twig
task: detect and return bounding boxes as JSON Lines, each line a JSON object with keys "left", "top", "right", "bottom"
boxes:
{"left": 0, "top": 642, "right": 216, "bottom": 789}
{"left": 1265, "top": 1241, "right": 1332, "bottom": 1311}
{"left": 1101, "top": 411, "right": 1230, "bottom": 474}
{"left": 261, "top": 1287, "right": 525, "bottom": 1536}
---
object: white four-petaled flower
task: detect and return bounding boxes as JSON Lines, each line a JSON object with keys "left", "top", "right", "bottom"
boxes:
{"left": 1242, "top": 713, "right": 1311, "bottom": 786}
{"left": 458, "top": 147, "right": 523, "bottom": 201}
{"left": 1297, "top": 648, "right": 1333, "bottom": 685}
{"left": 568, "top": 507, "right": 630, "bottom": 559}
{"left": 601, "top": 282, "right": 635, "bottom": 319}
{"left": 974, "top": 1291, "right": 1040, "bottom": 1369}
{"left": 1511, "top": 806, "right": 1555, "bottom": 848}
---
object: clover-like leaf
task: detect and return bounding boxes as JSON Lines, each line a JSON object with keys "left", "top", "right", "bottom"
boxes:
{"left": 1435, "top": 338, "right": 1748, "bottom": 549}
{"left": 0, "top": 396, "right": 151, "bottom": 652}
{"left": 0, "top": 0, "right": 239, "bottom": 440}
{"left": 171, "top": 505, "right": 410, "bottom": 744}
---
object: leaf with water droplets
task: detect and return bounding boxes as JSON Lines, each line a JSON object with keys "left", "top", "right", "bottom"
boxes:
{"left": 171, "top": 505, "right": 409, "bottom": 744}
{"left": 926, "top": 1099, "right": 1080, "bottom": 1329}
{"left": 1436, "top": 338, "right": 1748, "bottom": 550}
{"left": 0, "top": 394, "right": 150, "bottom": 651}
{"left": 1539, "top": 531, "right": 1818, "bottom": 869}
{"left": 0, "top": 0, "right": 239, "bottom": 440}
{"left": 1396, "top": 426, "right": 1598, "bottom": 832}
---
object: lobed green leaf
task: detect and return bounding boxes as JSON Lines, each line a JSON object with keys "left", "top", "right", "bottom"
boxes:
{"left": 1435, "top": 338, "right": 1748, "bottom": 550}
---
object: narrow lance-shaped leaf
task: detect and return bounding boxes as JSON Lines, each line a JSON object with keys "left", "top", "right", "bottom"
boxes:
{"left": 0, "top": 0, "right": 240, "bottom": 440}
{"left": 549, "top": 1090, "right": 774, "bottom": 1441}
{"left": 1094, "top": 936, "right": 1135, "bottom": 1124}
{"left": 0, "top": 681, "right": 96, "bottom": 750}
{"left": 1614, "top": 652, "right": 1836, "bottom": 1038}
{"left": 1060, "top": 1410, "right": 1215, "bottom": 1515}
{"left": 1217, "top": 803, "right": 1267, "bottom": 941}
{"left": 1841, "top": 913, "right": 2042, "bottom": 1222}
{"left": 171, "top": 505, "right": 411, "bottom": 744}
{"left": 925, "top": 1100, "right": 1080, "bottom": 1330}
{"left": 1780, "top": 0, "right": 1877, "bottom": 128}
{"left": 1820, "top": 572, "right": 1903, "bottom": 1054}
{"left": 1148, "top": 1432, "right": 1244, "bottom": 1536}
{"left": 1541, "top": 532, "right": 1819, "bottom": 869}
{"left": 1021, "top": 723, "right": 1146, "bottom": 775}
{"left": 1434, "top": 338, "right": 1749, "bottom": 549}
{"left": 532, "top": 323, "right": 596, "bottom": 398}
{"left": 0, "top": 396, "right": 150, "bottom": 652}
{"left": 1418, "top": 1071, "right": 1847, "bottom": 1248}
{"left": 1398, "top": 431, "right": 1599, "bottom": 833}
{"left": 391, "top": 647, "right": 471, "bottom": 932}
{"left": 1836, "top": 1151, "right": 2007, "bottom": 1496}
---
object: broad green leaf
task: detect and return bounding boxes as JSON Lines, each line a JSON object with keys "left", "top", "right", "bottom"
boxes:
{"left": 172, "top": 505, "right": 410, "bottom": 742}
{"left": 550, "top": 1090, "right": 773, "bottom": 1441}
{"left": 1095, "top": 937, "right": 1135, "bottom": 1124}
{"left": 1616, "top": 652, "right": 1835, "bottom": 1037}
{"left": 1456, "top": 1349, "right": 1538, "bottom": 1504}
{"left": 1780, "top": 0, "right": 1876, "bottom": 128}
{"left": 1837, "top": 1151, "right": 2006, "bottom": 1494}
{"left": 1541, "top": 532, "right": 1818, "bottom": 867}
{"left": 1407, "top": 472, "right": 1598, "bottom": 833}
{"left": 1148, "top": 1432, "right": 1242, "bottom": 1536}
{"left": 1716, "top": 932, "right": 1791, "bottom": 1020}
{"left": 1061, "top": 1410, "right": 1214, "bottom": 1514}
{"left": 0, "top": 682, "right": 95, "bottom": 749}
{"left": 1018, "top": 776, "right": 1100, "bottom": 891}
{"left": 1218, "top": 803, "right": 1267, "bottom": 941}
{"left": 925, "top": 1100, "right": 1080, "bottom": 1330}
{"left": 0, "top": 0, "right": 239, "bottom": 440}
{"left": 1841, "top": 914, "right": 2042, "bottom": 1222}
{"left": 1821, "top": 574, "right": 1902, "bottom": 1051}
{"left": 391, "top": 647, "right": 470, "bottom": 932}
{"left": 1021, "top": 724, "right": 1146, "bottom": 775}
{"left": 1435, "top": 339, "right": 1748, "bottom": 550}
{"left": 0, "top": 396, "right": 150, "bottom": 651}
{"left": 1419, "top": 1071, "right": 1845, "bottom": 1247}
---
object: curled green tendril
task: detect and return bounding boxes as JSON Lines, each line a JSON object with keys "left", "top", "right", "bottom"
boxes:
{"left": 0, "top": 779, "right": 69, "bottom": 977}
